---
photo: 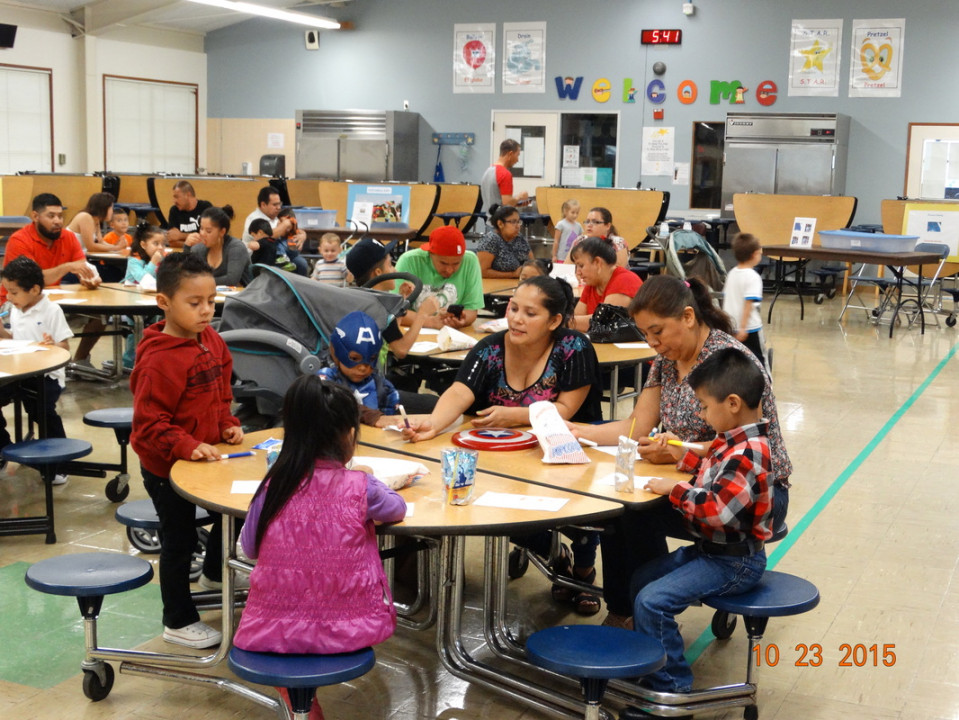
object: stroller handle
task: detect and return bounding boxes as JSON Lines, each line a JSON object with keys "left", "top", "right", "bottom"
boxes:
{"left": 363, "top": 272, "right": 423, "bottom": 311}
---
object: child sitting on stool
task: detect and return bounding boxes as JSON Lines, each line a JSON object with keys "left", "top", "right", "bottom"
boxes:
{"left": 0, "top": 257, "right": 73, "bottom": 483}
{"left": 630, "top": 347, "right": 773, "bottom": 694}
{"left": 317, "top": 311, "right": 401, "bottom": 428}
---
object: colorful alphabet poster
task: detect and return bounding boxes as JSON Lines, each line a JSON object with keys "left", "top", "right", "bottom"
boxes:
{"left": 502, "top": 22, "right": 546, "bottom": 94}
{"left": 788, "top": 19, "right": 843, "bottom": 97}
{"left": 454, "top": 23, "right": 495, "bottom": 93}
{"left": 849, "top": 18, "right": 905, "bottom": 98}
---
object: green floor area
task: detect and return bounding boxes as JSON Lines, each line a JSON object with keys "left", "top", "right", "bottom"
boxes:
{"left": 0, "top": 560, "right": 161, "bottom": 689}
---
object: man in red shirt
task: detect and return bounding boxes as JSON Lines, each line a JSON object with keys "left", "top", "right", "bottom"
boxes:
{"left": 2, "top": 194, "right": 102, "bottom": 364}
{"left": 2, "top": 194, "right": 99, "bottom": 306}
{"left": 480, "top": 138, "right": 529, "bottom": 213}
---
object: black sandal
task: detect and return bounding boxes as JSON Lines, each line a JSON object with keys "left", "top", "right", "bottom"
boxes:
{"left": 550, "top": 544, "right": 575, "bottom": 602}
{"left": 571, "top": 567, "right": 601, "bottom": 616}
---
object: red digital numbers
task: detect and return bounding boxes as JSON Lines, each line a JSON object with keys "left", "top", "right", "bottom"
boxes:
{"left": 641, "top": 29, "right": 683, "bottom": 45}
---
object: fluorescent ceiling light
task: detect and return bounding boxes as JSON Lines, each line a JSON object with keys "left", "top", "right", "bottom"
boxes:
{"left": 186, "top": 0, "right": 341, "bottom": 30}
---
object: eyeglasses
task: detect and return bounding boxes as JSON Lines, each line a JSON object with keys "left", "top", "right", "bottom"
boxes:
{"left": 504, "top": 219, "right": 522, "bottom": 225}
{"left": 584, "top": 218, "right": 608, "bottom": 225}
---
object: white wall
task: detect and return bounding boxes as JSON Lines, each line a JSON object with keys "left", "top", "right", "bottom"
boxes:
{"left": 0, "top": 4, "right": 207, "bottom": 173}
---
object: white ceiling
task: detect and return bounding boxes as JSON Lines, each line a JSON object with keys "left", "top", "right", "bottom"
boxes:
{"left": 3, "top": 0, "right": 349, "bottom": 35}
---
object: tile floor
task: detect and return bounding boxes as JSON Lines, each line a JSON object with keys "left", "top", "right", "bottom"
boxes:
{"left": 1, "top": 294, "right": 958, "bottom": 719}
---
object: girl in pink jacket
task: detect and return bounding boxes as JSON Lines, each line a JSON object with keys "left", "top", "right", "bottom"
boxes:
{"left": 234, "top": 375, "right": 407, "bottom": 719}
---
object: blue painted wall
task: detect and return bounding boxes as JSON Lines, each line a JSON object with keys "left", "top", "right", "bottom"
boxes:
{"left": 205, "top": 0, "right": 959, "bottom": 221}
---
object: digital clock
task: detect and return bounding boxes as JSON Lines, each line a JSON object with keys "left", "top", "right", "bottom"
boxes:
{"left": 641, "top": 29, "right": 683, "bottom": 45}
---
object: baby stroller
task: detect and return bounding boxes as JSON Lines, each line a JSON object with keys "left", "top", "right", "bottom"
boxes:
{"left": 662, "top": 227, "right": 727, "bottom": 291}
{"left": 218, "top": 265, "right": 419, "bottom": 422}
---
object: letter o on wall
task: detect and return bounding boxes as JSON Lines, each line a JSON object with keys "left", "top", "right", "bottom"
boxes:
{"left": 677, "top": 80, "right": 697, "bottom": 104}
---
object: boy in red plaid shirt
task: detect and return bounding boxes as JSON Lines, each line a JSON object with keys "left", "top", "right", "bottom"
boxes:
{"left": 631, "top": 347, "right": 773, "bottom": 694}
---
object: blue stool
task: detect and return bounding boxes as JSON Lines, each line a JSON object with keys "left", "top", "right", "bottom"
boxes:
{"left": 0, "top": 437, "right": 92, "bottom": 543}
{"left": 61, "top": 407, "right": 134, "bottom": 502}
{"left": 711, "top": 523, "right": 789, "bottom": 640}
{"left": 526, "top": 625, "right": 665, "bottom": 720}
{"left": 228, "top": 646, "right": 376, "bottom": 720}
{"left": 24, "top": 552, "right": 154, "bottom": 701}
{"left": 623, "top": 570, "right": 819, "bottom": 720}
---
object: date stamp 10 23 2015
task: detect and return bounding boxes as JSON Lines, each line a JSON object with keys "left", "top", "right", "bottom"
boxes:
{"left": 752, "top": 643, "right": 896, "bottom": 668}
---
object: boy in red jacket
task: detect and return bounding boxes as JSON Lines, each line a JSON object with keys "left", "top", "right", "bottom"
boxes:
{"left": 130, "top": 252, "right": 244, "bottom": 648}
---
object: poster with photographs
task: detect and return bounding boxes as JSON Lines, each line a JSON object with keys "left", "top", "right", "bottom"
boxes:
{"left": 502, "top": 22, "right": 546, "bottom": 93}
{"left": 790, "top": 217, "right": 817, "bottom": 248}
{"left": 849, "top": 18, "right": 905, "bottom": 98}
{"left": 788, "top": 19, "right": 843, "bottom": 97}
{"left": 454, "top": 24, "right": 495, "bottom": 93}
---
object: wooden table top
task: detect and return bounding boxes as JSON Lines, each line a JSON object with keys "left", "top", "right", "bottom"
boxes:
{"left": 0, "top": 343, "right": 71, "bottom": 384}
{"left": 359, "top": 422, "right": 687, "bottom": 509}
{"left": 482, "top": 278, "right": 521, "bottom": 294}
{"left": 170, "top": 430, "right": 623, "bottom": 536}
{"left": 50, "top": 283, "right": 236, "bottom": 312}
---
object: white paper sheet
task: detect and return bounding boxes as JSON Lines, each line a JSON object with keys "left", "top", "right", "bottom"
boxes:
{"left": 53, "top": 298, "right": 85, "bottom": 304}
{"left": 472, "top": 491, "right": 569, "bottom": 511}
{"left": 0, "top": 346, "right": 45, "bottom": 355}
{"left": 614, "top": 342, "right": 651, "bottom": 349}
{"left": 409, "top": 341, "right": 440, "bottom": 354}
{"left": 597, "top": 473, "right": 662, "bottom": 487}
{"left": 44, "top": 288, "right": 73, "bottom": 295}
{"left": 417, "top": 328, "right": 440, "bottom": 335}
{"left": 231, "top": 480, "right": 261, "bottom": 494}
{"left": 405, "top": 503, "right": 414, "bottom": 518}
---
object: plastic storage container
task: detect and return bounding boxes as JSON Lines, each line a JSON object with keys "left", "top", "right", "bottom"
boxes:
{"left": 819, "top": 230, "right": 918, "bottom": 253}
{"left": 292, "top": 207, "right": 337, "bottom": 229}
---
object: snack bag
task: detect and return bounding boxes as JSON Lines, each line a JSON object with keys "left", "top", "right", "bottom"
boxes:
{"left": 529, "top": 401, "right": 589, "bottom": 465}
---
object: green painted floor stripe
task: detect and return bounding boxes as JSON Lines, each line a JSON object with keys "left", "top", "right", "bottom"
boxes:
{"left": 684, "top": 340, "right": 959, "bottom": 665}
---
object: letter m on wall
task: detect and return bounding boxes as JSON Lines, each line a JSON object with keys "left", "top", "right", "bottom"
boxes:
{"left": 710, "top": 80, "right": 742, "bottom": 104}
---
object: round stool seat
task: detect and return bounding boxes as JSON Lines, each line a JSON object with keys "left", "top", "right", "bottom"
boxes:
{"left": 2, "top": 438, "right": 92, "bottom": 465}
{"left": 25, "top": 552, "right": 154, "bottom": 597}
{"left": 115, "top": 499, "right": 211, "bottom": 530}
{"left": 526, "top": 625, "right": 665, "bottom": 680}
{"left": 83, "top": 407, "right": 134, "bottom": 429}
{"left": 228, "top": 646, "right": 375, "bottom": 688}
{"left": 703, "top": 571, "right": 820, "bottom": 618}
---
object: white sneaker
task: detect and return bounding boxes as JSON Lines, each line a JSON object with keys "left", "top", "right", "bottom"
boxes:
{"left": 163, "top": 621, "right": 222, "bottom": 649}
{"left": 198, "top": 573, "right": 250, "bottom": 591}
{"left": 52, "top": 474, "right": 68, "bottom": 486}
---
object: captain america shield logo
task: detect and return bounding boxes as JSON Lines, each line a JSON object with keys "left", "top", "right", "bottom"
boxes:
{"left": 451, "top": 428, "right": 539, "bottom": 451}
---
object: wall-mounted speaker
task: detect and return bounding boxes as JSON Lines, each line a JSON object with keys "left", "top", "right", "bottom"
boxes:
{"left": 304, "top": 30, "right": 319, "bottom": 51}
{"left": 0, "top": 24, "right": 17, "bottom": 49}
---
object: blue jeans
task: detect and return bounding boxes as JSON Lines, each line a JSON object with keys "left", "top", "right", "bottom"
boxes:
{"left": 632, "top": 545, "right": 767, "bottom": 692}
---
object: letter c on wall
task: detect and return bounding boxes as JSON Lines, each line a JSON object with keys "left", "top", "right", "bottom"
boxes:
{"left": 646, "top": 79, "right": 666, "bottom": 104}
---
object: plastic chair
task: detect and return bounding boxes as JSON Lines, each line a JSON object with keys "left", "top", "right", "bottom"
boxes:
{"left": 228, "top": 646, "right": 376, "bottom": 720}
{"left": 525, "top": 625, "right": 665, "bottom": 720}
{"left": 1, "top": 437, "right": 92, "bottom": 543}
{"left": 24, "top": 552, "right": 154, "bottom": 701}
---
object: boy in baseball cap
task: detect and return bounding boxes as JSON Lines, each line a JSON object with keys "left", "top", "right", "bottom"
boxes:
{"left": 317, "top": 310, "right": 401, "bottom": 427}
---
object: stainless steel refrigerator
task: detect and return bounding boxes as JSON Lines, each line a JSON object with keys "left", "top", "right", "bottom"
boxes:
{"left": 721, "top": 113, "right": 850, "bottom": 216}
{"left": 295, "top": 109, "right": 420, "bottom": 181}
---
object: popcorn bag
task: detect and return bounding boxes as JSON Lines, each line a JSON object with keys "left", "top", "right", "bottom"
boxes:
{"left": 436, "top": 326, "right": 478, "bottom": 352}
{"left": 528, "top": 401, "right": 590, "bottom": 465}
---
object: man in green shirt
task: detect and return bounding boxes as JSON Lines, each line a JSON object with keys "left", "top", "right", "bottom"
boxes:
{"left": 395, "top": 226, "right": 484, "bottom": 329}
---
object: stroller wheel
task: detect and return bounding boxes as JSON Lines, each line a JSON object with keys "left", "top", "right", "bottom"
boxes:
{"left": 947, "top": 315, "right": 957, "bottom": 328}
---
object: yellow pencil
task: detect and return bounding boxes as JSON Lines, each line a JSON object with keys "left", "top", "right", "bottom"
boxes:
{"left": 628, "top": 417, "right": 636, "bottom": 440}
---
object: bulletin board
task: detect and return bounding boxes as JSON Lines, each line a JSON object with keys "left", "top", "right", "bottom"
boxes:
{"left": 902, "top": 202, "right": 959, "bottom": 263}
{"left": 904, "top": 123, "right": 959, "bottom": 199}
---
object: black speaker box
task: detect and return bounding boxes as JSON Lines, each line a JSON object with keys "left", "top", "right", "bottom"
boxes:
{"left": 259, "top": 154, "right": 286, "bottom": 177}
{"left": 0, "top": 24, "right": 17, "bottom": 49}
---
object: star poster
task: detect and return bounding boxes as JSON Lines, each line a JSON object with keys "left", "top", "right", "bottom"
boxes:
{"left": 849, "top": 18, "right": 905, "bottom": 98}
{"left": 788, "top": 19, "right": 843, "bottom": 97}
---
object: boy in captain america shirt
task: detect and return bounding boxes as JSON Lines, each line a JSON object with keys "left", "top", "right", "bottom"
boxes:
{"left": 317, "top": 310, "right": 400, "bottom": 428}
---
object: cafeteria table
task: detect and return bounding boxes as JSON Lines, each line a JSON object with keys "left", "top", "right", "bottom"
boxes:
{"left": 161, "top": 429, "right": 626, "bottom": 719}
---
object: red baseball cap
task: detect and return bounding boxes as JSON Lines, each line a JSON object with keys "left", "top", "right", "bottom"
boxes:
{"left": 420, "top": 225, "right": 465, "bottom": 256}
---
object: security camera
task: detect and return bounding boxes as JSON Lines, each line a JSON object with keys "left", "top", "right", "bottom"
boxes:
{"left": 682, "top": 3, "right": 695, "bottom": 16}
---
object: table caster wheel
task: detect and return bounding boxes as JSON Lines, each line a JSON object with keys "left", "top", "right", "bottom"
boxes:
{"left": 711, "top": 610, "right": 737, "bottom": 639}
{"left": 947, "top": 315, "right": 957, "bottom": 328}
{"left": 82, "top": 663, "right": 114, "bottom": 701}
{"left": 827, "top": 288, "right": 837, "bottom": 299}
{"left": 743, "top": 704, "right": 759, "bottom": 720}
{"left": 814, "top": 294, "right": 824, "bottom": 305}
{"left": 127, "top": 526, "right": 160, "bottom": 553}
{"left": 508, "top": 547, "right": 529, "bottom": 579}
{"left": 106, "top": 475, "right": 131, "bottom": 502}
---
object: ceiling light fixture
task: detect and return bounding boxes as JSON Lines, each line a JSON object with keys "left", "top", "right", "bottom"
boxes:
{"left": 186, "top": 0, "right": 341, "bottom": 30}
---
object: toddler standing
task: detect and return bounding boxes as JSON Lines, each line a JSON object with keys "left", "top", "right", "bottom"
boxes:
{"left": 552, "top": 199, "right": 582, "bottom": 263}
{"left": 310, "top": 232, "right": 348, "bottom": 285}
